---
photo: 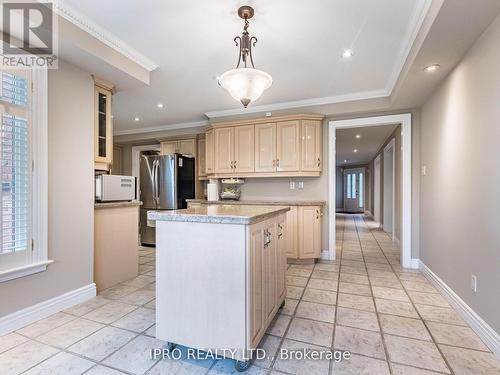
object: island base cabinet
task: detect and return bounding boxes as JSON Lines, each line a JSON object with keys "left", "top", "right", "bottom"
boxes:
{"left": 156, "top": 214, "right": 287, "bottom": 361}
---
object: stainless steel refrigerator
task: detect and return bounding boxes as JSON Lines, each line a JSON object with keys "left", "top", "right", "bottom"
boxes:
{"left": 140, "top": 154, "right": 195, "bottom": 246}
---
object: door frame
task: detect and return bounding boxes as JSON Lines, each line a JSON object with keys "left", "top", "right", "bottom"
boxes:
{"left": 343, "top": 167, "right": 365, "bottom": 213}
{"left": 132, "top": 144, "right": 162, "bottom": 200}
{"left": 383, "top": 138, "right": 396, "bottom": 238}
{"left": 328, "top": 114, "right": 414, "bottom": 268}
{"left": 373, "top": 154, "right": 381, "bottom": 227}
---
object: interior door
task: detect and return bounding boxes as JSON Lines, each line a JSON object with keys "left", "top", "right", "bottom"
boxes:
{"left": 343, "top": 168, "right": 365, "bottom": 213}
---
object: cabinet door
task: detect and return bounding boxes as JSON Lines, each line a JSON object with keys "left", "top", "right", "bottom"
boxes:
{"left": 178, "top": 139, "right": 196, "bottom": 156}
{"left": 161, "top": 141, "right": 178, "bottom": 155}
{"left": 276, "top": 216, "right": 287, "bottom": 301}
{"left": 234, "top": 125, "right": 255, "bottom": 173}
{"left": 285, "top": 207, "right": 298, "bottom": 258}
{"left": 111, "top": 145, "right": 122, "bottom": 175}
{"left": 263, "top": 223, "right": 277, "bottom": 323}
{"left": 254, "top": 123, "right": 276, "bottom": 172}
{"left": 301, "top": 120, "right": 322, "bottom": 172}
{"left": 94, "top": 86, "right": 113, "bottom": 164}
{"left": 198, "top": 139, "right": 206, "bottom": 177}
{"left": 298, "top": 206, "right": 322, "bottom": 259}
{"left": 205, "top": 130, "right": 214, "bottom": 174}
{"left": 249, "top": 224, "right": 265, "bottom": 346}
{"left": 276, "top": 120, "right": 300, "bottom": 172}
{"left": 214, "top": 127, "right": 234, "bottom": 173}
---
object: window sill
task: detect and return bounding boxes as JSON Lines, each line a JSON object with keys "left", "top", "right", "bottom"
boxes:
{"left": 0, "top": 260, "right": 54, "bottom": 283}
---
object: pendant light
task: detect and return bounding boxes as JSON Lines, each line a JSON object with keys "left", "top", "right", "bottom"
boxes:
{"left": 218, "top": 6, "right": 272, "bottom": 108}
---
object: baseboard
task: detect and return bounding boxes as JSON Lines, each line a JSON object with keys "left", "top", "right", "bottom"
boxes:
{"left": 0, "top": 283, "right": 96, "bottom": 336}
{"left": 364, "top": 211, "right": 373, "bottom": 218}
{"left": 320, "top": 250, "right": 331, "bottom": 261}
{"left": 408, "top": 258, "right": 420, "bottom": 269}
{"left": 419, "top": 261, "right": 500, "bottom": 356}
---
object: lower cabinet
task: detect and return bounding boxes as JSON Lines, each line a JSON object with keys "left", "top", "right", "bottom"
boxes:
{"left": 286, "top": 205, "right": 322, "bottom": 260}
{"left": 249, "top": 214, "right": 287, "bottom": 349}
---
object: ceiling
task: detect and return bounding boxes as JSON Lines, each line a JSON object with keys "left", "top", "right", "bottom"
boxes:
{"left": 63, "top": 0, "right": 430, "bottom": 132}
{"left": 336, "top": 124, "right": 398, "bottom": 167}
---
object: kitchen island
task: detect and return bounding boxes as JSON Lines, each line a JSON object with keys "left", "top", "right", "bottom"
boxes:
{"left": 148, "top": 205, "right": 289, "bottom": 371}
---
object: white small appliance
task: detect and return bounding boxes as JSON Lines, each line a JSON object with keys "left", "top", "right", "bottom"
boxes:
{"left": 95, "top": 174, "right": 136, "bottom": 202}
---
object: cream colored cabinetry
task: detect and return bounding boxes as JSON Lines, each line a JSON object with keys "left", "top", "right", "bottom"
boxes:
{"left": 234, "top": 125, "right": 255, "bottom": 173}
{"left": 255, "top": 123, "right": 276, "bottom": 172}
{"left": 214, "top": 125, "right": 255, "bottom": 174}
{"left": 214, "top": 127, "right": 234, "bottom": 173}
{"left": 207, "top": 114, "right": 323, "bottom": 178}
{"left": 249, "top": 214, "right": 287, "bottom": 348}
{"left": 94, "top": 84, "right": 113, "bottom": 169}
{"left": 284, "top": 207, "right": 298, "bottom": 258}
{"left": 276, "top": 120, "right": 301, "bottom": 172}
{"left": 111, "top": 144, "right": 123, "bottom": 175}
{"left": 198, "top": 138, "right": 206, "bottom": 177}
{"left": 161, "top": 139, "right": 196, "bottom": 156}
{"left": 205, "top": 129, "right": 214, "bottom": 174}
{"left": 301, "top": 120, "right": 322, "bottom": 172}
{"left": 297, "top": 206, "right": 322, "bottom": 259}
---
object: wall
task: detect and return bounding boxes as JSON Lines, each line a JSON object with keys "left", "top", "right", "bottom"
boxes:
{"left": 0, "top": 60, "right": 95, "bottom": 316}
{"left": 420, "top": 15, "right": 500, "bottom": 332}
{"left": 335, "top": 167, "right": 343, "bottom": 210}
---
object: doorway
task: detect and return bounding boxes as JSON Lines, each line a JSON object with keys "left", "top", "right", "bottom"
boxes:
{"left": 383, "top": 139, "right": 395, "bottom": 237}
{"left": 343, "top": 168, "right": 365, "bottom": 213}
{"left": 373, "top": 155, "right": 381, "bottom": 227}
{"left": 328, "top": 114, "right": 413, "bottom": 268}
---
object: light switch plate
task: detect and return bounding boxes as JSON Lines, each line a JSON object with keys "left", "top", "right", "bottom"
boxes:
{"left": 471, "top": 274, "right": 478, "bottom": 293}
{"left": 421, "top": 165, "right": 427, "bottom": 176}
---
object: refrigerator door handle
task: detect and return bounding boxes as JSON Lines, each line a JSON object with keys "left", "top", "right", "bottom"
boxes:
{"left": 154, "top": 159, "right": 160, "bottom": 204}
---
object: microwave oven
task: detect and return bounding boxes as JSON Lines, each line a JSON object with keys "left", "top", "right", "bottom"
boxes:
{"left": 95, "top": 174, "right": 136, "bottom": 202}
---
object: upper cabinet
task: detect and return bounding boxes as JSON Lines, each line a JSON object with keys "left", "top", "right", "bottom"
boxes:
{"left": 160, "top": 138, "right": 196, "bottom": 156}
{"left": 197, "top": 137, "right": 206, "bottom": 177}
{"left": 301, "top": 120, "right": 322, "bottom": 172}
{"left": 94, "top": 84, "right": 113, "bottom": 168}
{"left": 205, "top": 114, "right": 323, "bottom": 178}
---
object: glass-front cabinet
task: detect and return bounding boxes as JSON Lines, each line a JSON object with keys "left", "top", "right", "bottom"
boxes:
{"left": 94, "top": 84, "right": 113, "bottom": 166}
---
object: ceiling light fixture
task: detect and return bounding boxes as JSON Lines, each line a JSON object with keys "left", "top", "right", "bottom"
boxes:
{"left": 157, "top": 103, "right": 164, "bottom": 109}
{"left": 355, "top": 134, "right": 361, "bottom": 139}
{"left": 344, "top": 159, "right": 347, "bottom": 163}
{"left": 342, "top": 49, "right": 353, "bottom": 58}
{"left": 424, "top": 64, "right": 440, "bottom": 72}
{"left": 134, "top": 117, "right": 140, "bottom": 122}
{"left": 218, "top": 6, "right": 272, "bottom": 108}
{"left": 353, "top": 149, "right": 358, "bottom": 153}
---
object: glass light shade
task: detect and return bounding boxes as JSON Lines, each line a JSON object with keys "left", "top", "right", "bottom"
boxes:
{"left": 218, "top": 68, "right": 272, "bottom": 107}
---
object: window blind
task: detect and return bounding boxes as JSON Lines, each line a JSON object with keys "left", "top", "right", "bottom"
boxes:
{"left": 0, "top": 72, "right": 31, "bottom": 256}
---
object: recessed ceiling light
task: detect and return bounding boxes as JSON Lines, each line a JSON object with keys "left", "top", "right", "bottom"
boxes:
{"left": 344, "top": 159, "right": 347, "bottom": 163}
{"left": 424, "top": 64, "right": 440, "bottom": 72}
{"left": 355, "top": 134, "right": 361, "bottom": 139}
{"left": 342, "top": 49, "right": 353, "bottom": 58}
{"left": 134, "top": 117, "right": 140, "bottom": 122}
{"left": 353, "top": 149, "right": 358, "bottom": 153}
{"left": 157, "top": 103, "right": 164, "bottom": 109}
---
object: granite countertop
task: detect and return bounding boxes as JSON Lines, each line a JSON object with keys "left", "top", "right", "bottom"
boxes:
{"left": 186, "top": 199, "right": 326, "bottom": 206}
{"left": 94, "top": 200, "right": 142, "bottom": 209}
{"left": 148, "top": 204, "right": 290, "bottom": 225}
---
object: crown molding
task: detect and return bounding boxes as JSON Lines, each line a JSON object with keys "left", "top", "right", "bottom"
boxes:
{"left": 384, "top": 0, "right": 435, "bottom": 94}
{"left": 48, "top": 0, "right": 158, "bottom": 71}
{"left": 114, "top": 120, "right": 209, "bottom": 136}
{"left": 204, "top": 89, "right": 389, "bottom": 119}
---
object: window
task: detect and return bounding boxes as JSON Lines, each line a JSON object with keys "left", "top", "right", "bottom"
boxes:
{"left": 347, "top": 173, "right": 351, "bottom": 199}
{"left": 0, "top": 64, "right": 49, "bottom": 282}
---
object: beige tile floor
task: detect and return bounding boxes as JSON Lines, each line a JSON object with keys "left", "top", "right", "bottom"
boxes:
{"left": 1, "top": 214, "right": 499, "bottom": 374}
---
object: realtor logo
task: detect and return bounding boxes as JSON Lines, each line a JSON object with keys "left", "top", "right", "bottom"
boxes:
{"left": 1, "top": 1, "right": 58, "bottom": 68}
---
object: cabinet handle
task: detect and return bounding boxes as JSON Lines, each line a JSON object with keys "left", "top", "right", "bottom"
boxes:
{"left": 234, "top": 160, "right": 237, "bottom": 169}
{"left": 272, "top": 159, "right": 276, "bottom": 167}
{"left": 276, "top": 159, "right": 280, "bottom": 167}
{"left": 317, "top": 158, "right": 321, "bottom": 167}
{"left": 316, "top": 209, "right": 320, "bottom": 219}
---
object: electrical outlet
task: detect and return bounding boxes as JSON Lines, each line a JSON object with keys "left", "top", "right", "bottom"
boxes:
{"left": 471, "top": 274, "right": 478, "bottom": 293}
{"left": 298, "top": 181, "right": 304, "bottom": 190}
{"left": 289, "top": 181, "right": 295, "bottom": 190}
